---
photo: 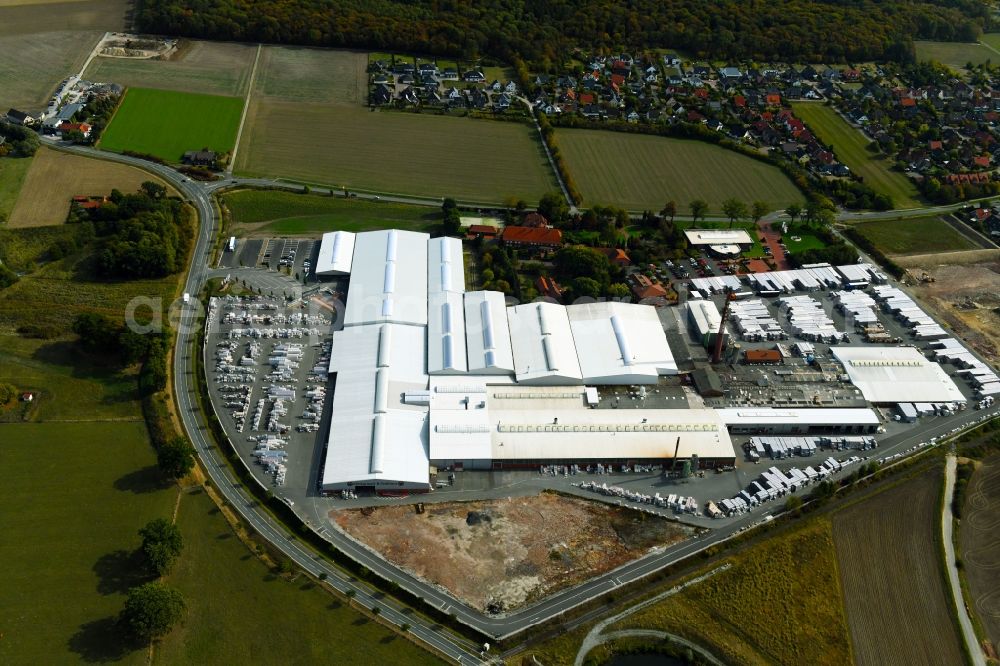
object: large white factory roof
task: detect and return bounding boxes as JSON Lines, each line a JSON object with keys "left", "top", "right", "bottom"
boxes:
{"left": 566, "top": 301, "right": 677, "bottom": 383}
{"left": 463, "top": 290, "right": 515, "bottom": 375}
{"left": 343, "top": 229, "right": 429, "bottom": 327}
{"left": 427, "top": 236, "right": 465, "bottom": 295}
{"left": 427, "top": 291, "right": 468, "bottom": 374}
{"left": 832, "top": 346, "right": 966, "bottom": 404}
{"left": 684, "top": 229, "right": 753, "bottom": 246}
{"left": 323, "top": 323, "right": 430, "bottom": 489}
{"left": 314, "top": 231, "right": 355, "bottom": 276}
{"left": 716, "top": 407, "right": 882, "bottom": 426}
{"left": 507, "top": 302, "right": 583, "bottom": 385}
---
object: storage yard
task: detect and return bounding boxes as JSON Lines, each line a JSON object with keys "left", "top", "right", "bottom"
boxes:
{"left": 332, "top": 492, "right": 696, "bottom": 612}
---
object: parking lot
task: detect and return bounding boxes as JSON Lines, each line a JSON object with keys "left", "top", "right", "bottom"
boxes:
{"left": 219, "top": 236, "right": 321, "bottom": 281}
{"left": 204, "top": 294, "right": 334, "bottom": 493}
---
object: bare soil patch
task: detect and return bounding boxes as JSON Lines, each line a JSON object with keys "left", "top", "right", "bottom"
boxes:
{"left": 833, "top": 467, "right": 964, "bottom": 666}
{"left": 960, "top": 455, "right": 1000, "bottom": 651}
{"left": 8, "top": 147, "right": 175, "bottom": 227}
{"left": 332, "top": 492, "right": 695, "bottom": 612}
{"left": 908, "top": 261, "right": 1000, "bottom": 366}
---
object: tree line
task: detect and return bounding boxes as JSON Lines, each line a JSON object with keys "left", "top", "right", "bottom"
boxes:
{"left": 134, "top": 0, "right": 989, "bottom": 66}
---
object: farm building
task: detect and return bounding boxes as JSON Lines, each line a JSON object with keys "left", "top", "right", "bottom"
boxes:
{"left": 500, "top": 226, "right": 563, "bottom": 248}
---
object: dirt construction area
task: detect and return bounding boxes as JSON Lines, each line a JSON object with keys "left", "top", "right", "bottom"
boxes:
{"left": 960, "top": 455, "right": 1000, "bottom": 654}
{"left": 908, "top": 261, "right": 1000, "bottom": 366}
{"left": 332, "top": 492, "right": 695, "bottom": 612}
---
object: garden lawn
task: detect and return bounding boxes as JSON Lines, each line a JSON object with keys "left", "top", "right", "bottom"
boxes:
{"left": 853, "top": 216, "right": 976, "bottom": 255}
{"left": 556, "top": 128, "right": 803, "bottom": 212}
{"left": 156, "top": 486, "right": 440, "bottom": 665}
{"left": 224, "top": 189, "right": 440, "bottom": 234}
{"left": 791, "top": 103, "right": 921, "bottom": 208}
{"left": 100, "top": 87, "right": 243, "bottom": 162}
{"left": 0, "top": 422, "right": 175, "bottom": 665}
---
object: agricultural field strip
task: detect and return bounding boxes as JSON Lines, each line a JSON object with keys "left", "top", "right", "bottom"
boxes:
{"left": 959, "top": 455, "right": 1000, "bottom": 649}
{"left": 227, "top": 44, "right": 262, "bottom": 173}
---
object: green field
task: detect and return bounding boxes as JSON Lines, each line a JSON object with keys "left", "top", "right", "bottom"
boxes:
{"left": 0, "top": 156, "right": 32, "bottom": 222}
{"left": 224, "top": 189, "right": 441, "bottom": 234}
{"left": 556, "top": 129, "right": 803, "bottom": 212}
{"left": 156, "top": 487, "right": 439, "bottom": 665}
{"left": 915, "top": 40, "right": 997, "bottom": 70}
{"left": 100, "top": 87, "right": 243, "bottom": 162}
{"left": 83, "top": 40, "right": 256, "bottom": 97}
{"left": 853, "top": 216, "right": 977, "bottom": 255}
{"left": 791, "top": 103, "right": 921, "bottom": 208}
{"left": 0, "top": 422, "right": 175, "bottom": 664}
{"left": 236, "top": 101, "right": 559, "bottom": 203}
{"left": 980, "top": 33, "right": 1000, "bottom": 54}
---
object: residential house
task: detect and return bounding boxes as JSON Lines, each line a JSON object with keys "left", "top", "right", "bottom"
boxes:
{"left": 500, "top": 226, "right": 563, "bottom": 248}
{"left": 182, "top": 150, "right": 217, "bottom": 166}
{"left": 522, "top": 212, "right": 550, "bottom": 228}
{"left": 463, "top": 70, "right": 485, "bottom": 82}
{"left": 5, "top": 108, "right": 34, "bottom": 125}
{"left": 597, "top": 247, "right": 631, "bottom": 267}
{"left": 465, "top": 224, "right": 498, "bottom": 240}
{"left": 630, "top": 274, "right": 668, "bottom": 300}
{"left": 536, "top": 276, "right": 564, "bottom": 300}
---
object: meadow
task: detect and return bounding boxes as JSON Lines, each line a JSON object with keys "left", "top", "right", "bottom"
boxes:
{"left": 83, "top": 40, "right": 257, "bottom": 97}
{"left": 833, "top": 467, "right": 964, "bottom": 666}
{"left": 224, "top": 189, "right": 441, "bottom": 235}
{"left": 852, "top": 216, "right": 976, "bottom": 255}
{"left": 156, "top": 486, "right": 439, "bottom": 665}
{"left": 915, "top": 40, "right": 997, "bottom": 70}
{"left": 791, "top": 103, "right": 922, "bottom": 208}
{"left": 100, "top": 87, "right": 243, "bottom": 162}
{"left": 555, "top": 128, "right": 803, "bottom": 212}
{"left": 610, "top": 519, "right": 852, "bottom": 666}
{"left": 0, "top": 30, "right": 99, "bottom": 109}
{"left": 255, "top": 46, "right": 367, "bottom": 103}
{"left": 8, "top": 147, "right": 175, "bottom": 227}
{"left": 236, "top": 102, "right": 558, "bottom": 203}
{"left": 0, "top": 422, "right": 175, "bottom": 664}
{"left": 0, "top": 156, "right": 32, "bottom": 222}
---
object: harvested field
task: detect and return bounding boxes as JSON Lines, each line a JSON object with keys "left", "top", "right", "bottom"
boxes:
{"left": 556, "top": 128, "right": 803, "bottom": 212}
{"left": 611, "top": 519, "right": 851, "bottom": 666}
{"left": 0, "top": 156, "right": 32, "bottom": 222}
{"left": 100, "top": 87, "right": 243, "bottom": 161}
{"left": 83, "top": 40, "right": 257, "bottom": 97}
{"left": 236, "top": 101, "right": 558, "bottom": 203}
{"left": 0, "top": 0, "right": 124, "bottom": 37}
{"left": 7, "top": 147, "right": 175, "bottom": 227}
{"left": 833, "top": 467, "right": 964, "bottom": 666}
{"left": 0, "top": 30, "right": 99, "bottom": 109}
{"left": 255, "top": 46, "right": 366, "bottom": 103}
{"left": 332, "top": 492, "right": 694, "bottom": 612}
{"left": 960, "top": 455, "right": 1000, "bottom": 650}
{"left": 907, "top": 261, "right": 1000, "bottom": 366}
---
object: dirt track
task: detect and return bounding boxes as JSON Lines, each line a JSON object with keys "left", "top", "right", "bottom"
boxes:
{"left": 333, "top": 492, "right": 695, "bottom": 612}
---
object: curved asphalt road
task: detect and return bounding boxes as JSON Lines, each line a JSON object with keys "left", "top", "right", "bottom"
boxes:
{"left": 43, "top": 141, "right": 1000, "bottom": 647}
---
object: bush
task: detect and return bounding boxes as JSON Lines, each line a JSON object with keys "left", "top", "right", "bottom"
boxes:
{"left": 0, "top": 382, "right": 17, "bottom": 405}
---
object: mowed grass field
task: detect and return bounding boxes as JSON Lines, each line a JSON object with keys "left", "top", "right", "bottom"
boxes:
{"left": 236, "top": 102, "right": 559, "bottom": 203}
{"left": 100, "top": 88, "right": 243, "bottom": 162}
{"left": 83, "top": 40, "right": 257, "bottom": 97}
{"left": 608, "top": 519, "right": 852, "bottom": 666}
{"left": 0, "top": 30, "right": 99, "bottom": 109}
{"left": 959, "top": 455, "right": 1000, "bottom": 648}
{"left": 915, "top": 40, "right": 997, "bottom": 70}
{"left": 0, "top": 156, "right": 33, "bottom": 222}
{"left": 791, "top": 103, "right": 922, "bottom": 208}
{"left": 833, "top": 467, "right": 964, "bottom": 666}
{"left": 255, "top": 46, "right": 367, "bottom": 103}
{"left": 556, "top": 129, "right": 803, "bottom": 212}
{"left": 852, "top": 216, "right": 976, "bottom": 255}
{"left": 0, "top": 0, "right": 124, "bottom": 37}
{"left": 0, "top": 422, "right": 175, "bottom": 664}
{"left": 8, "top": 147, "right": 176, "bottom": 227}
{"left": 156, "top": 487, "right": 439, "bottom": 665}
{"left": 224, "top": 189, "right": 441, "bottom": 235}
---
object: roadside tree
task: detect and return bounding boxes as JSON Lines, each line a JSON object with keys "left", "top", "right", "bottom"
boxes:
{"left": 119, "top": 582, "right": 185, "bottom": 643}
{"left": 689, "top": 199, "right": 708, "bottom": 222}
